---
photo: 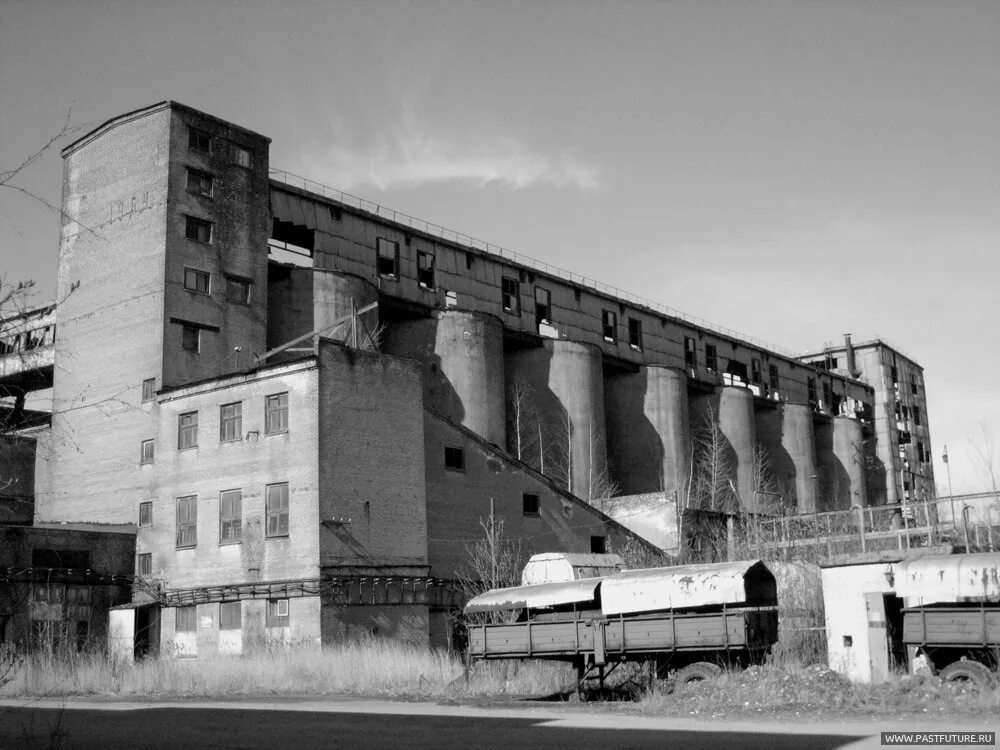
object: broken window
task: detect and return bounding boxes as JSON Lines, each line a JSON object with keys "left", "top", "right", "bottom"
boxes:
{"left": 176, "top": 606, "right": 196, "bottom": 632}
{"left": 807, "top": 377, "right": 817, "bottom": 406}
{"left": 265, "top": 393, "right": 288, "bottom": 434}
{"left": 220, "top": 402, "right": 242, "bottom": 442}
{"left": 184, "top": 216, "right": 212, "bottom": 243}
{"left": 225, "top": 276, "right": 251, "bottom": 304}
{"left": 139, "top": 501, "right": 152, "bottom": 527}
{"left": 706, "top": 344, "right": 718, "bottom": 372}
{"left": 220, "top": 602, "right": 242, "bottom": 630}
{"left": 181, "top": 324, "right": 199, "bottom": 352}
{"left": 684, "top": 337, "right": 697, "bottom": 370}
{"left": 602, "top": 310, "right": 617, "bottom": 342}
{"left": 890, "top": 366, "right": 899, "bottom": 388}
{"left": 911, "top": 376, "right": 919, "bottom": 396}
{"left": 184, "top": 268, "right": 210, "bottom": 294}
{"left": 444, "top": 446, "right": 465, "bottom": 471}
{"left": 186, "top": 169, "right": 214, "bottom": 197}
{"left": 822, "top": 381, "right": 832, "bottom": 409}
{"left": 590, "top": 535, "right": 606, "bottom": 554}
{"left": 751, "top": 358, "right": 762, "bottom": 385}
{"left": 140, "top": 439, "right": 154, "bottom": 465}
{"left": 376, "top": 238, "right": 399, "bottom": 278}
{"left": 769, "top": 364, "right": 780, "bottom": 392}
{"left": 267, "top": 599, "right": 290, "bottom": 627}
{"left": 917, "top": 442, "right": 926, "bottom": 463}
{"left": 628, "top": 318, "right": 643, "bottom": 351}
{"left": 230, "top": 144, "right": 251, "bottom": 168}
{"left": 189, "top": 127, "right": 212, "bottom": 154}
{"left": 913, "top": 406, "right": 921, "bottom": 426}
{"left": 534, "top": 287, "right": 551, "bottom": 329}
{"left": 141, "top": 378, "right": 156, "bottom": 403}
{"left": 265, "top": 483, "right": 289, "bottom": 537}
{"left": 445, "top": 290, "right": 458, "bottom": 308}
{"left": 725, "top": 359, "right": 748, "bottom": 385}
{"left": 178, "top": 411, "right": 198, "bottom": 450}
{"left": 219, "top": 489, "right": 242, "bottom": 544}
{"left": 137, "top": 553, "right": 152, "bottom": 577}
{"left": 417, "top": 251, "right": 435, "bottom": 289}
{"left": 176, "top": 495, "right": 198, "bottom": 548}
{"left": 522, "top": 493, "right": 540, "bottom": 517}
{"left": 501, "top": 277, "right": 520, "bottom": 314}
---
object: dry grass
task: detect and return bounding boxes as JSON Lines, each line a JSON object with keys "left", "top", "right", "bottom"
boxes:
{"left": 0, "top": 640, "right": 573, "bottom": 700}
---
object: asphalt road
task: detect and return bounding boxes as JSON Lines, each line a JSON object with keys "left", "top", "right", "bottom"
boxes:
{"left": 0, "top": 700, "right": 869, "bottom": 750}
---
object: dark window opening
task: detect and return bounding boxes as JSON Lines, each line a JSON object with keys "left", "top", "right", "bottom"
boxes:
{"left": 225, "top": 276, "right": 251, "bottom": 304}
{"left": 913, "top": 406, "right": 921, "bottom": 426}
{"left": 271, "top": 218, "right": 315, "bottom": 253}
{"left": 706, "top": 344, "right": 718, "bottom": 372}
{"left": 417, "top": 251, "right": 435, "bottom": 289}
{"left": 890, "top": 366, "right": 899, "bottom": 387}
{"left": 181, "top": 325, "right": 199, "bottom": 352}
{"left": 188, "top": 128, "right": 212, "bottom": 154}
{"left": 186, "top": 169, "right": 214, "bottom": 197}
{"left": 444, "top": 446, "right": 465, "bottom": 471}
{"left": 831, "top": 392, "right": 843, "bottom": 415}
{"left": 534, "top": 287, "right": 551, "bottom": 329}
{"left": 376, "top": 238, "right": 399, "bottom": 278}
{"left": 627, "top": 318, "right": 643, "bottom": 351}
{"left": 522, "top": 493, "right": 540, "bottom": 517}
{"left": 602, "top": 310, "right": 617, "bottom": 342}
{"left": 330, "top": 206, "right": 343, "bottom": 221}
{"left": 807, "top": 377, "right": 817, "bottom": 407}
{"left": 725, "top": 359, "right": 748, "bottom": 384}
{"left": 501, "top": 277, "right": 520, "bottom": 315}
{"left": 590, "top": 536, "right": 606, "bottom": 554}
{"left": 769, "top": 364, "right": 780, "bottom": 391}
{"left": 184, "top": 268, "right": 210, "bottom": 294}
{"left": 751, "top": 358, "right": 762, "bottom": 385}
{"left": 184, "top": 216, "right": 212, "bottom": 243}
{"left": 911, "top": 376, "right": 919, "bottom": 396}
{"left": 31, "top": 549, "right": 89, "bottom": 570}
{"left": 465, "top": 252, "right": 474, "bottom": 270}
{"left": 822, "top": 381, "right": 832, "bottom": 409}
{"left": 917, "top": 442, "right": 927, "bottom": 463}
{"left": 684, "top": 337, "right": 697, "bottom": 369}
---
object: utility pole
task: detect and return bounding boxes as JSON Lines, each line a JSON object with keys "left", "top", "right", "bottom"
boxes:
{"left": 943, "top": 445, "right": 956, "bottom": 530}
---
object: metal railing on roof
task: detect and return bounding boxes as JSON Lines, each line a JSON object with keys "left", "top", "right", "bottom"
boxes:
{"left": 269, "top": 167, "right": 803, "bottom": 360}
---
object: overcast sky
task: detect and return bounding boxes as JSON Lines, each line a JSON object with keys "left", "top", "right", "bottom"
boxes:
{"left": 2, "top": 0, "right": 999, "bottom": 494}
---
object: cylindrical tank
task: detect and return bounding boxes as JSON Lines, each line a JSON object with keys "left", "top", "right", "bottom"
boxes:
{"left": 506, "top": 340, "right": 607, "bottom": 500}
{"left": 755, "top": 402, "right": 818, "bottom": 514}
{"left": 833, "top": 416, "right": 868, "bottom": 508}
{"left": 604, "top": 366, "right": 690, "bottom": 496}
{"left": 718, "top": 386, "right": 757, "bottom": 509}
{"left": 383, "top": 311, "right": 506, "bottom": 447}
{"left": 312, "top": 269, "right": 379, "bottom": 339}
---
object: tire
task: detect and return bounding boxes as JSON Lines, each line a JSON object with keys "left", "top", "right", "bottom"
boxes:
{"left": 939, "top": 659, "right": 995, "bottom": 689}
{"left": 673, "top": 661, "right": 723, "bottom": 689}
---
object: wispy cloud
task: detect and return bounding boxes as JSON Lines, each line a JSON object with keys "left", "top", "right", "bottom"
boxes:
{"left": 309, "top": 128, "right": 599, "bottom": 192}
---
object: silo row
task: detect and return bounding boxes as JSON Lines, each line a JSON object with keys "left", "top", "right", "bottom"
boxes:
{"left": 271, "top": 270, "right": 867, "bottom": 512}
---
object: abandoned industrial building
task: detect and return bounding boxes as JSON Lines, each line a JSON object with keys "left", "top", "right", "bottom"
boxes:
{"left": 0, "top": 101, "right": 936, "bottom": 655}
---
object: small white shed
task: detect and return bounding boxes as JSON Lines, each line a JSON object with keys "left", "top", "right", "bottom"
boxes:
{"left": 519, "top": 553, "right": 624, "bottom": 585}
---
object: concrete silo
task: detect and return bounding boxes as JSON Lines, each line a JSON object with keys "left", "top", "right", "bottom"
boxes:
{"left": 756, "top": 402, "right": 818, "bottom": 514}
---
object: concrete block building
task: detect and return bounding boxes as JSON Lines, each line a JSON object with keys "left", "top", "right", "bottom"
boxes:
{"left": 0, "top": 100, "right": 934, "bottom": 654}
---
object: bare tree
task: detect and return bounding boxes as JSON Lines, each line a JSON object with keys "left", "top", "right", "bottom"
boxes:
{"left": 689, "top": 404, "right": 738, "bottom": 513}
{"left": 457, "top": 513, "right": 524, "bottom": 624}
{"left": 505, "top": 375, "right": 540, "bottom": 465}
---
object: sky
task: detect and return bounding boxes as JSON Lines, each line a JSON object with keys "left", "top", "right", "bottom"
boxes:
{"left": 1, "top": 0, "right": 999, "bottom": 494}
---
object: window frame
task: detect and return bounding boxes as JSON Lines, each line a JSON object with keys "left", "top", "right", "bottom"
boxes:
{"left": 627, "top": 317, "right": 643, "bottom": 351}
{"left": 769, "top": 363, "right": 780, "bottom": 391}
{"left": 230, "top": 144, "right": 251, "bottom": 169}
{"left": 186, "top": 168, "right": 214, "bottom": 198}
{"left": 705, "top": 344, "right": 718, "bottom": 372}
{"left": 141, "top": 378, "right": 156, "bottom": 403}
{"left": 183, "top": 267, "right": 211, "bottom": 295}
{"left": 602, "top": 310, "right": 618, "bottom": 342}
{"left": 417, "top": 251, "right": 435, "bottom": 289}
{"left": 265, "top": 482, "right": 290, "bottom": 538}
{"left": 501, "top": 276, "right": 520, "bottom": 315}
{"left": 224, "top": 275, "right": 251, "bottom": 305}
{"left": 181, "top": 324, "right": 200, "bottom": 353}
{"left": 376, "top": 237, "right": 400, "bottom": 279}
{"left": 534, "top": 286, "right": 551, "bottom": 327}
{"left": 265, "top": 392, "right": 289, "bottom": 435}
{"left": 219, "top": 601, "right": 242, "bottom": 630}
{"left": 188, "top": 128, "right": 212, "bottom": 154}
{"left": 138, "top": 501, "right": 153, "bottom": 527}
{"left": 176, "top": 605, "right": 197, "bottom": 633}
{"left": 219, "top": 402, "right": 243, "bottom": 443}
{"left": 219, "top": 489, "right": 242, "bottom": 545}
{"left": 684, "top": 336, "right": 697, "bottom": 370}
{"left": 140, "top": 439, "right": 155, "bottom": 465}
{"left": 175, "top": 495, "right": 198, "bottom": 549}
{"left": 177, "top": 411, "right": 199, "bottom": 450}
{"left": 184, "top": 215, "right": 212, "bottom": 244}
{"left": 137, "top": 553, "right": 152, "bottom": 577}
{"left": 266, "top": 598, "right": 290, "bottom": 627}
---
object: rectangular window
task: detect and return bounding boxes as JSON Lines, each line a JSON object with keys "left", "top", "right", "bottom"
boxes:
{"left": 890, "top": 366, "right": 899, "bottom": 387}
{"left": 186, "top": 169, "right": 214, "bottom": 197}
{"left": 220, "top": 602, "right": 241, "bottom": 630}
{"left": 138, "top": 553, "right": 152, "bottom": 577}
{"left": 913, "top": 406, "right": 921, "bottom": 426}
{"left": 822, "top": 381, "right": 832, "bottom": 409}
{"left": 176, "top": 495, "right": 197, "bottom": 549}
{"left": 602, "top": 310, "right": 617, "bottom": 342}
{"left": 181, "top": 324, "right": 200, "bottom": 352}
{"left": 230, "top": 144, "right": 251, "bottom": 168}
{"left": 265, "top": 482, "right": 289, "bottom": 538}
{"left": 225, "top": 276, "right": 251, "bottom": 304}
{"left": 184, "top": 216, "right": 212, "bottom": 243}
{"left": 220, "top": 489, "right": 242, "bottom": 544}
{"left": 376, "top": 238, "right": 399, "bottom": 278}
{"left": 189, "top": 128, "right": 212, "bottom": 154}
{"left": 265, "top": 392, "right": 288, "bottom": 434}
{"left": 184, "top": 268, "right": 210, "bottom": 294}
{"left": 522, "top": 493, "right": 540, "bottom": 517}
{"left": 590, "top": 535, "right": 606, "bottom": 554}
{"left": 911, "top": 376, "right": 919, "bottom": 396}
{"left": 444, "top": 446, "right": 465, "bottom": 472}
{"left": 178, "top": 411, "right": 198, "bottom": 449}
{"left": 176, "top": 605, "right": 197, "bottom": 632}
{"left": 751, "top": 358, "right": 762, "bottom": 385}
{"left": 141, "top": 378, "right": 156, "bottom": 403}
{"left": 534, "top": 287, "right": 551, "bottom": 327}
{"left": 917, "top": 441, "right": 927, "bottom": 463}
{"left": 266, "top": 598, "right": 290, "bottom": 627}
{"left": 627, "top": 318, "right": 643, "bottom": 351}
{"left": 769, "top": 364, "right": 780, "bottom": 392}
{"left": 807, "top": 377, "right": 817, "bottom": 406}
{"left": 220, "top": 402, "right": 242, "bottom": 442}
{"left": 684, "top": 336, "right": 697, "bottom": 369}
{"left": 417, "top": 251, "right": 435, "bottom": 289}
{"left": 139, "top": 501, "right": 153, "bottom": 527}
{"left": 140, "top": 439, "right": 155, "bottom": 464}
{"left": 501, "top": 277, "right": 520, "bottom": 315}
{"left": 706, "top": 344, "right": 718, "bottom": 372}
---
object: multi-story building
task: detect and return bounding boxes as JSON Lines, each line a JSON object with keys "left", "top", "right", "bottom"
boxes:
{"left": 0, "top": 100, "right": 934, "bottom": 654}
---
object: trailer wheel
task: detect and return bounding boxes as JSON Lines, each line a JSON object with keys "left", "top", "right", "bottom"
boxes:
{"left": 939, "top": 660, "right": 995, "bottom": 689}
{"left": 673, "top": 662, "right": 722, "bottom": 689}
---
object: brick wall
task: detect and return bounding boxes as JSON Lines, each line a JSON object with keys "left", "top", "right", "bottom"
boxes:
{"left": 0, "top": 434, "right": 35, "bottom": 523}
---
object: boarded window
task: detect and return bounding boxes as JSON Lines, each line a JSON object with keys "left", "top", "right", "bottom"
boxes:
{"left": 220, "top": 402, "right": 242, "bottom": 442}
{"left": 501, "top": 277, "right": 520, "bottom": 314}
{"left": 376, "top": 238, "right": 399, "bottom": 278}
{"left": 265, "top": 393, "right": 288, "bottom": 434}
{"left": 220, "top": 489, "right": 242, "bottom": 544}
{"left": 266, "top": 599, "right": 290, "bottom": 627}
{"left": 266, "top": 482, "right": 289, "bottom": 537}
{"left": 176, "top": 495, "right": 197, "bottom": 548}
{"left": 220, "top": 601, "right": 242, "bottom": 630}
{"left": 178, "top": 411, "right": 198, "bottom": 449}
{"left": 176, "top": 605, "right": 197, "bottom": 632}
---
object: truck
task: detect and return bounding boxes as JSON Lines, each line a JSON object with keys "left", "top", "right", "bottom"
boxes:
{"left": 465, "top": 559, "right": 779, "bottom": 694}
{"left": 895, "top": 552, "right": 1000, "bottom": 687}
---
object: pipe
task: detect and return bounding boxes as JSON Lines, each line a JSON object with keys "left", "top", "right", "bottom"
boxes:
{"left": 844, "top": 333, "right": 862, "bottom": 378}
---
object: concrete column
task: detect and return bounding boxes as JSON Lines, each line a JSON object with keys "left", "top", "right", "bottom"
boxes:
{"left": 718, "top": 386, "right": 757, "bottom": 510}
{"left": 605, "top": 366, "right": 690, "bottom": 496}
{"left": 833, "top": 416, "right": 868, "bottom": 508}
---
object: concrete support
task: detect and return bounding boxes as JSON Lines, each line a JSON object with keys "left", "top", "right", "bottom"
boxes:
{"left": 833, "top": 416, "right": 868, "bottom": 508}
{"left": 814, "top": 418, "right": 836, "bottom": 512}
{"left": 506, "top": 340, "right": 607, "bottom": 500}
{"left": 383, "top": 311, "right": 506, "bottom": 447}
{"left": 718, "top": 386, "right": 757, "bottom": 509}
{"left": 689, "top": 386, "right": 756, "bottom": 510}
{"left": 756, "top": 403, "right": 818, "bottom": 514}
{"left": 604, "top": 366, "right": 690, "bottom": 497}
